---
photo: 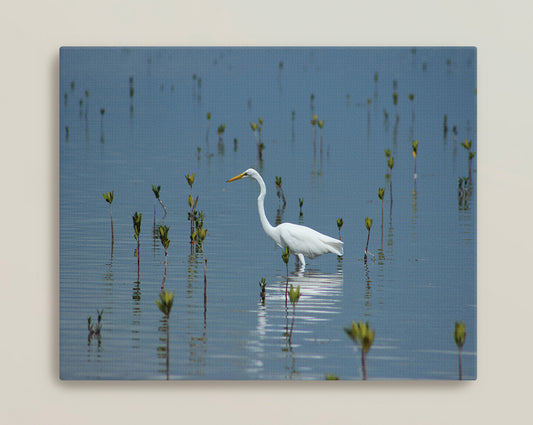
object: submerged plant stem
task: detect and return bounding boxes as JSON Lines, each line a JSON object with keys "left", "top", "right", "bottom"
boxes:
{"left": 161, "top": 250, "right": 167, "bottom": 291}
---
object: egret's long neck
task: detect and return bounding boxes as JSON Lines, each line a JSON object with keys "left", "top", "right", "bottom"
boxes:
{"left": 255, "top": 175, "right": 276, "bottom": 239}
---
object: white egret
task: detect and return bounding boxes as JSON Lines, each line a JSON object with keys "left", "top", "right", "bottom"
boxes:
{"left": 226, "top": 168, "right": 343, "bottom": 268}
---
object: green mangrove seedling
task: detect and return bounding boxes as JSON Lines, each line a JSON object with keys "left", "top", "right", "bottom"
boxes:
{"left": 337, "top": 217, "right": 343, "bottom": 241}
{"left": 158, "top": 225, "right": 170, "bottom": 290}
{"left": 186, "top": 172, "right": 197, "bottom": 241}
{"left": 197, "top": 77, "right": 202, "bottom": 101}
{"left": 250, "top": 122, "right": 264, "bottom": 160}
{"left": 152, "top": 184, "right": 167, "bottom": 216}
{"left": 100, "top": 108, "right": 105, "bottom": 142}
{"left": 102, "top": 191, "right": 114, "bottom": 244}
{"left": 84, "top": 90, "right": 89, "bottom": 119}
{"left": 409, "top": 93, "right": 415, "bottom": 119}
{"left": 461, "top": 139, "right": 476, "bottom": 181}
{"left": 298, "top": 197, "right": 304, "bottom": 216}
{"left": 291, "top": 109, "right": 296, "bottom": 138}
{"left": 412, "top": 140, "right": 418, "bottom": 179}
{"left": 258, "top": 117, "right": 264, "bottom": 145}
{"left": 282, "top": 246, "right": 291, "bottom": 297}
{"left": 186, "top": 173, "right": 195, "bottom": 189}
{"left": 385, "top": 148, "right": 391, "bottom": 174}
{"left": 393, "top": 91, "right": 399, "bottom": 122}
{"left": 388, "top": 156, "right": 394, "bottom": 208}
{"left": 275, "top": 176, "right": 287, "bottom": 208}
{"left": 288, "top": 284, "right": 301, "bottom": 340}
{"left": 364, "top": 217, "right": 373, "bottom": 260}
{"left": 311, "top": 114, "right": 317, "bottom": 156}
{"left": 217, "top": 124, "right": 226, "bottom": 154}
{"left": 217, "top": 123, "right": 225, "bottom": 140}
{"left": 282, "top": 246, "right": 290, "bottom": 271}
{"left": 132, "top": 211, "right": 142, "bottom": 278}
{"left": 156, "top": 290, "right": 174, "bottom": 316}
{"left": 378, "top": 187, "right": 385, "bottom": 247}
{"left": 344, "top": 320, "right": 375, "bottom": 380}
{"left": 317, "top": 119, "right": 324, "bottom": 156}
{"left": 325, "top": 373, "right": 339, "bottom": 380}
{"left": 454, "top": 321, "right": 466, "bottom": 380}
{"left": 129, "top": 76, "right": 134, "bottom": 114}
{"left": 206, "top": 112, "right": 211, "bottom": 152}
{"left": 259, "top": 277, "right": 267, "bottom": 305}
{"left": 187, "top": 195, "right": 199, "bottom": 242}
{"left": 195, "top": 225, "right": 208, "bottom": 288}
{"left": 443, "top": 114, "right": 448, "bottom": 139}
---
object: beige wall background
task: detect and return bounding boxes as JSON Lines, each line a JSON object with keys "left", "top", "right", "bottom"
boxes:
{"left": 1, "top": 1, "right": 531, "bottom": 424}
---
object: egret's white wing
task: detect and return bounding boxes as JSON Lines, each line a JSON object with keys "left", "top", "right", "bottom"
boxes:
{"left": 277, "top": 223, "right": 343, "bottom": 259}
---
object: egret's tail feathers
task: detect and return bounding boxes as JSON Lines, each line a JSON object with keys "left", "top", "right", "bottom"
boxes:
{"left": 325, "top": 239, "right": 344, "bottom": 256}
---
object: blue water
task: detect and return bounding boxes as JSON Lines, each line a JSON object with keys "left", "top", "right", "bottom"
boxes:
{"left": 60, "top": 47, "right": 476, "bottom": 380}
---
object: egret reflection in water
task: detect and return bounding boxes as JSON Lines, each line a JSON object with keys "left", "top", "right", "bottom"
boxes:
{"left": 246, "top": 268, "right": 343, "bottom": 379}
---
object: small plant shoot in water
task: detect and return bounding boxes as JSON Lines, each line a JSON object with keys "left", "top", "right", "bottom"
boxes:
{"left": 102, "top": 191, "right": 114, "bottom": 246}
{"left": 461, "top": 139, "right": 476, "bottom": 181}
{"left": 186, "top": 173, "right": 198, "bottom": 245}
{"left": 311, "top": 114, "right": 317, "bottom": 156}
{"left": 288, "top": 284, "right": 301, "bottom": 342}
{"left": 100, "top": 108, "right": 105, "bottom": 143}
{"left": 337, "top": 217, "right": 343, "bottom": 241}
{"left": 217, "top": 123, "right": 226, "bottom": 154}
{"left": 132, "top": 211, "right": 142, "bottom": 278}
{"left": 344, "top": 320, "right": 375, "bottom": 380}
{"left": 275, "top": 176, "right": 287, "bottom": 208}
{"left": 388, "top": 156, "right": 394, "bottom": 210}
{"left": 152, "top": 185, "right": 167, "bottom": 216}
{"left": 378, "top": 188, "right": 385, "bottom": 248}
{"left": 250, "top": 122, "right": 264, "bottom": 160}
{"left": 259, "top": 277, "right": 267, "bottom": 305}
{"left": 454, "top": 321, "right": 466, "bottom": 380}
{"left": 156, "top": 290, "right": 174, "bottom": 316}
{"left": 412, "top": 140, "right": 418, "bottom": 179}
{"left": 158, "top": 225, "right": 170, "bottom": 290}
{"left": 364, "top": 217, "right": 373, "bottom": 260}
{"left": 317, "top": 119, "right": 324, "bottom": 157}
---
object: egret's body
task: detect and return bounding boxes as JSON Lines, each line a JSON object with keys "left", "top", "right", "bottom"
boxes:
{"left": 227, "top": 168, "right": 343, "bottom": 268}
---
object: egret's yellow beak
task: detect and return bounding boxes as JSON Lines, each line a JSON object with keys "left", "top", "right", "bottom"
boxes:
{"left": 226, "top": 172, "right": 245, "bottom": 182}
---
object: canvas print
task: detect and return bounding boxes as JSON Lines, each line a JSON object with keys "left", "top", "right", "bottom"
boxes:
{"left": 60, "top": 47, "right": 476, "bottom": 380}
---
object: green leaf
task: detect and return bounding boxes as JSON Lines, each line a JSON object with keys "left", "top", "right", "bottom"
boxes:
{"left": 156, "top": 290, "right": 175, "bottom": 316}
{"left": 454, "top": 321, "right": 466, "bottom": 349}
{"left": 282, "top": 246, "right": 290, "bottom": 265}
{"left": 186, "top": 173, "right": 195, "bottom": 188}
{"left": 288, "top": 284, "right": 301, "bottom": 305}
